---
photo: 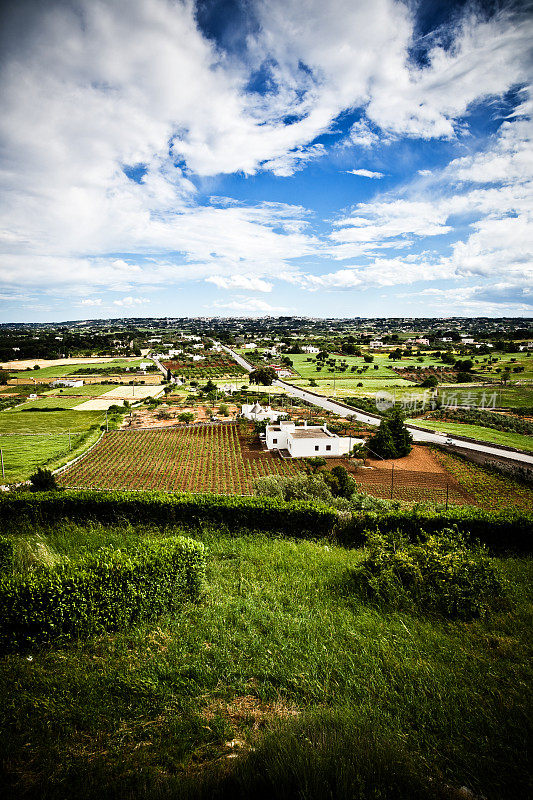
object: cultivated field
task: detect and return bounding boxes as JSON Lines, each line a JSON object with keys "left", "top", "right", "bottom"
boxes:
{"left": 162, "top": 351, "right": 247, "bottom": 379}
{"left": 58, "top": 424, "right": 302, "bottom": 493}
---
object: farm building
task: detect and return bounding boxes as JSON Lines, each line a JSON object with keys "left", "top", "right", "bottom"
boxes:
{"left": 301, "top": 346, "right": 319, "bottom": 354}
{"left": 266, "top": 421, "right": 363, "bottom": 458}
{"left": 52, "top": 379, "right": 84, "bottom": 388}
{"left": 369, "top": 340, "right": 384, "bottom": 349}
{"left": 241, "top": 403, "right": 287, "bottom": 423}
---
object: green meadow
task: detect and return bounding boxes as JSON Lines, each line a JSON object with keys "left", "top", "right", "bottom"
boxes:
{"left": 0, "top": 409, "right": 103, "bottom": 482}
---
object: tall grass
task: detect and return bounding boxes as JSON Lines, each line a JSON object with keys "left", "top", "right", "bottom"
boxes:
{"left": 0, "top": 520, "right": 531, "bottom": 799}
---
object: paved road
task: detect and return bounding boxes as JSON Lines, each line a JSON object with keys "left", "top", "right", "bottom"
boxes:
{"left": 218, "top": 343, "right": 533, "bottom": 467}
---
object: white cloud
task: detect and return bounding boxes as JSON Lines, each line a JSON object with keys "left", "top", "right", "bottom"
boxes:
{"left": 113, "top": 296, "right": 149, "bottom": 307}
{"left": 80, "top": 298, "right": 102, "bottom": 306}
{"left": 208, "top": 296, "right": 291, "bottom": 315}
{"left": 347, "top": 169, "right": 384, "bottom": 179}
{"left": 348, "top": 120, "right": 381, "bottom": 148}
{"left": 0, "top": 0, "right": 531, "bottom": 312}
{"left": 206, "top": 275, "right": 273, "bottom": 292}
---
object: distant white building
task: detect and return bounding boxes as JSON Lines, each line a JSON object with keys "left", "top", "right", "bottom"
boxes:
{"left": 191, "top": 355, "right": 205, "bottom": 361}
{"left": 140, "top": 361, "right": 153, "bottom": 369}
{"left": 241, "top": 403, "right": 287, "bottom": 423}
{"left": 369, "top": 340, "right": 384, "bottom": 349}
{"left": 266, "top": 421, "right": 363, "bottom": 458}
{"left": 244, "top": 343, "right": 257, "bottom": 350}
{"left": 460, "top": 337, "right": 475, "bottom": 345}
{"left": 302, "top": 346, "right": 320, "bottom": 354}
{"left": 28, "top": 393, "right": 38, "bottom": 400}
{"left": 53, "top": 379, "right": 84, "bottom": 388}
{"left": 415, "top": 338, "right": 430, "bottom": 346}
{"left": 221, "top": 383, "right": 237, "bottom": 393}
{"left": 270, "top": 365, "right": 291, "bottom": 378}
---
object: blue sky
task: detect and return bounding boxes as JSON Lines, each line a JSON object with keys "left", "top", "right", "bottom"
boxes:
{"left": 0, "top": 0, "right": 532, "bottom": 321}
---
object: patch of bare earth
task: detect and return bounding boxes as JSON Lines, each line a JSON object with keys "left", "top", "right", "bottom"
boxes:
{"left": 331, "top": 446, "right": 472, "bottom": 505}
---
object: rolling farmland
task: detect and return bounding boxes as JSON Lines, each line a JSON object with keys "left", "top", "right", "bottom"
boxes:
{"left": 58, "top": 423, "right": 302, "bottom": 494}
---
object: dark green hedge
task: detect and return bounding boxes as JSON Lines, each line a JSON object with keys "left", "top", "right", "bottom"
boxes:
{"left": 0, "top": 536, "right": 206, "bottom": 651}
{"left": 0, "top": 490, "right": 338, "bottom": 537}
{"left": 338, "top": 507, "right": 533, "bottom": 553}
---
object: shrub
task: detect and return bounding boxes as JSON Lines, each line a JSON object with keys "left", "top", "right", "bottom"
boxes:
{"left": 0, "top": 535, "right": 206, "bottom": 650}
{"left": 29, "top": 468, "right": 58, "bottom": 491}
{"left": 348, "top": 527, "right": 504, "bottom": 619}
{"left": 337, "top": 506, "right": 533, "bottom": 553}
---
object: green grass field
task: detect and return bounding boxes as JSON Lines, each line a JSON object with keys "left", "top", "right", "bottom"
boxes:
{"left": 408, "top": 418, "right": 533, "bottom": 452}
{"left": 8, "top": 358, "right": 144, "bottom": 381}
{"left": 0, "top": 519, "right": 531, "bottom": 799}
{"left": 0, "top": 409, "right": 103, "bottom": 482}
{"left": 15, "top": 385, "right": 115, "bottom": 410}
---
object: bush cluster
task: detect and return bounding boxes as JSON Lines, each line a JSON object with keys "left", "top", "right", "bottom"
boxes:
{"left": 0, "top": 535, "right": 206, "bottom": 650}
{"left": 348, "top": 527, "right": 504, "bottom": 619}
{"left": 337, "top": 506, "right": 532, "bottom": 553}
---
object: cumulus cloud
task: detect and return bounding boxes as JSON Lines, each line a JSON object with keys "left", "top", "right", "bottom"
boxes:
{"left": 206, "top": 275, "right": 273, "bottom": 292}
{"left": 113, "top": 296, "right": 150, "bottom": 307}
{"left": 208, "top": 296, "right": 291, "bottom": 315}
{"left": 80, "top": 298, "right": 103, "bottom": 306}
{"left": 0, "top": 0, "right": 531, "bottom": 314}
{"left": 347, "top": 169, "right": 385, "bottom": 179}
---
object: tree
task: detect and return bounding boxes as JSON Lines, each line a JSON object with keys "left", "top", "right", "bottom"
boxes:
{"left": 386, "top": 407, "right": 413, "bottom": 457}
{"left": 363, "top": 354, "right": 374, "bottom": 363}
{"left": 367, "top": 423, "right": 398, "bottom": 459}
{"left": 178, "top": 411, "right": 194, "bottom": 423}
{"left": 0, "top": 369, "right": 8, "bottom": 385}
{"left": 326, "top": 465, "right": 356, "bottom": 498}
{"left": 367, "top": 409, "right": 412, "bottom": 459}
{"left": 350, "top": 442, "right": 368, "bottom": 463}
{"left": 218, "top": 403, "right": 229, "bottom": 416}
{"left": 420, "top": 375, "right": 438, "bottom": 387}
{"left": 249, "top": 367, "right": 277, "bottom": 386}
{"left": 501, "top": 368, "right": 511, "bottom": 385}
{"left": 29, "top": 468, "right": 58, "bottom": 491}
{"left": 305, "top": 457, "right": 327, "bottom": 474}
{"left": 201, "top": 379, "right": 217, "bottom": 393}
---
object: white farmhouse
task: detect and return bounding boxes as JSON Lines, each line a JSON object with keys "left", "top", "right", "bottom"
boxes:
{"left": 191, "top": 355, "right": 205, "bottom": 361}
{"left": 52, "top": 379, "right": 84, "bottom": 388}
{"left": 244, "top": 343, "right": 257, "bottom": 350}
{"left": 301, "top": 346, "right": 320, "bottom": 354}
{"left": 241, "top": 403, "right": 287, "bottom": 423}
{"left": 369, "top": 340, "right": 384, "bottom": 349}
{"left": 266, "top": 421, "right": 363, "bottom": 458}
{"left": 415, "top": 338, "right": 430, "bottom": 346}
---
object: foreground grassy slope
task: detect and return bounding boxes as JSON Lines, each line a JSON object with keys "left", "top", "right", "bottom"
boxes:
{"left": 1, "top": 520, "right": 531, "bottom": 800}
